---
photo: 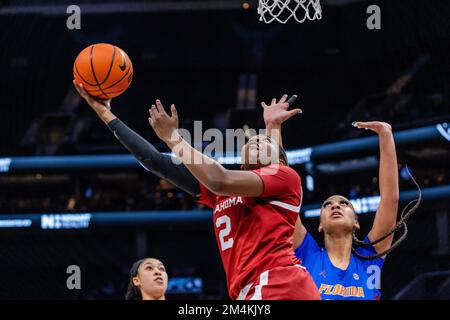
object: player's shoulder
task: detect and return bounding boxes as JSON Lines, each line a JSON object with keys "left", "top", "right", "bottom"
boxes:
{"left": 258, "top": 164, "right": 299, "bottom": 176}
{"left": 280, "top": 164, "right": 299, "bottom": 174}
{"left": 276, "top": 164, "right": 301, "bottom": 182}
{"left": 254, "top": 164, "right": 300, "bottom": 185}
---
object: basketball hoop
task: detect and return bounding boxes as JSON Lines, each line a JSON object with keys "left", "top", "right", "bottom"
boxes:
{"left": 258, "top": 0, "right": 322, "bottom": 24}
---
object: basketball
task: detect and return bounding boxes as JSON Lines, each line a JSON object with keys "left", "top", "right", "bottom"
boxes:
{"left": 73, "top": 43, "right": 133, "bottom": 100}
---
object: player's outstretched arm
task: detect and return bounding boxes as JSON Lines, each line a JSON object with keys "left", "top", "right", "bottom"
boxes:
{"left": 293, "top": 216, "right": 308, "bottom": 249}
{"left": 148, "top": 100, "right": 264, "bottom": 197}
{"left": 262, "top": 94, "right": 306, "bottom": 248}
{"left": 353, "top": 121, "right": 399, "bottom": 256}
{"left": 261, "top": 94, "right": 302, "bottom": 147}
{"left": 73, "top": 81, "right": 200, "bottom": 196}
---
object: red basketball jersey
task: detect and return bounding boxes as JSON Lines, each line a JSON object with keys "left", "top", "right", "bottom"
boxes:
{"left": 197, "top": 164, "right": 303, "bottom": 299}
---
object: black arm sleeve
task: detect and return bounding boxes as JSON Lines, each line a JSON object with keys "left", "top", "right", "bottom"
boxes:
{"left": 107, "top": 118, "right": 200, "bottom": 196}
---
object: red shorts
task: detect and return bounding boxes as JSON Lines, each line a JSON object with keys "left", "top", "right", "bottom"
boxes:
{"left": 236, "top": 265, "right": 321, "bottom": 300}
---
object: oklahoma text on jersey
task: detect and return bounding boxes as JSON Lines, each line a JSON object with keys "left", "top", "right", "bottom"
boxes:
{"left": 214, "top": 197, "right": 243, "bottom": 213}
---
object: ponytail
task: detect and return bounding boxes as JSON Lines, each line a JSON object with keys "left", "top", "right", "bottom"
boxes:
{"left": 125, "top": 280, "right": 142, "bottom": 300}
{"left": 125, "top": 258, "right": 146, "bottom": 300}
{"left": 352, "top": 166, "right": 421, "bottom": 260}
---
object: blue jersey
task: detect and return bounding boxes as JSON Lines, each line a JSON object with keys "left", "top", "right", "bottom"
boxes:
{"left": 295, "top": 232, "right": 384, "bottom": 300}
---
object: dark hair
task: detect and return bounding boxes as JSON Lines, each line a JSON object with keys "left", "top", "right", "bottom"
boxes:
{"left": 352, "top": 166, "right": 422, "bottom": 260}
{"left": 125, "top": 258, "right": 146, "bottom": 300}
{"left": 241, "top": 135, "right": 288, "bottom": 168}
{"left": 263, "top": 135, "right": 288, "bottom": 165}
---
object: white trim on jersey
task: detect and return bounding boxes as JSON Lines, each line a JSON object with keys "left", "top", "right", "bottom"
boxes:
{"left": 267, "top": 200, "right": 301, "bottom": 213}
{"left": 295, "top": 264, "right": 307, "bottom": 270}
{"left": 237, "top": 270, "right": 269, "bottom": 300}
{"left": 300, "top": 185, "right": 303, "bottom": 207}
{"left": 250, "top": 270, "right": 269, "bottom": 300}
{"left": 236, "top": 282, "right": 253, "bottom": 300}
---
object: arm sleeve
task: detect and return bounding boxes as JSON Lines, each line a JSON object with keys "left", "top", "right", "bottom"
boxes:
{"left": 294, "top": 232, "right": 321, "bottom": 265}
{"left": 107, "top": 118, "right": 200, "bottom": 196}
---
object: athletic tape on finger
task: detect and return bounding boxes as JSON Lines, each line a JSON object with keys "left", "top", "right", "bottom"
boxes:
{"left": 287, "top": 95, "right": 298, "bottom": 106}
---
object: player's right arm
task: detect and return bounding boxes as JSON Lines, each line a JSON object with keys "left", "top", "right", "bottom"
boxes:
{"left": 261, "top": 94, "right": 301, "bottom": 147}
{"left": 293, "top": 217, "right": 308, "bottom": 249}
{"left": 73, "top": 81, "right": 200, "bottom": 196}
{"left": 262, "top": 94, "right": 307, "bottom": 248}
{"left": 148, "top": 100, "right": 265, "bottom": 197}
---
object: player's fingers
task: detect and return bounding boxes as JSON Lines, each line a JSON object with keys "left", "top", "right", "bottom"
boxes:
{"left": 72, "top": 80, "right": 80, "bottom": 90}
{"left": 74, "top": 85, "right": 85, "bottom": 98}
{"left": 279, "top": 94, "right": 288, "bottom": 104}
{"left": 74, "top": 82, "right": 88, "bottom": 99}
{"left": 150, "top": 105, "right": 158, "bottom": 120}
{"left": 153, "top": 104, "right": 159, "bottom": 115}
{"left": 78, "top": 83, "right": 90, "bottom": 97}
{"left": 282, "top": 108, "right": 302, "bottom": 121}
{"left": 73, "top": 80, "right": 81, "bottom": 94}
{"left": 352, "top": 121, "right": 372, "bottom": 130}
{"left": 261, "top": 101, "right": 268, "bottom": 109}
{"left": 170, "top": 104, "right": 178, "bottom": 120}
{"left": 287, "top": 94, "right": 298, "bottom": 106}
{"left": 148, "top": 107, "right": 154, "bottom": 121}
{"left": 155, "top": 99, "right": 167, "bottom": 116}
{"left": 271, "top": 98, "right": 276, "bottom": 105}
{"left": 103, "top": 99, "right": 112, "bottom": 109}
{"left": 80, "top": 88, "right": 98, "bottom": 106}
{"left": 148, "top": 117, "right": 154, "bottom": 128}
{"left": 290, "top": 108, "right": 302, "bottom": 115}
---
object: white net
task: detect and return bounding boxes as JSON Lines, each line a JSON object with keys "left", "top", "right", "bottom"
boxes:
{"left": 258, "top": 0, "right": 322, "bottom": 24}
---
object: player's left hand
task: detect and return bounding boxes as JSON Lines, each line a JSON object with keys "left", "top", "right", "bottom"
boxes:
{"left": 148, "top": 99, "right": 179, "bottom": 143}
{"left": 352, "top": 121, "right": 392, "bottom": 134}
{"left": 261, "top": 94, "right": 302, "bottom": 127}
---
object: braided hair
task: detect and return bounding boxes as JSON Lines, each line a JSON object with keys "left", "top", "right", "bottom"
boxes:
{"left": 352, "top": 166, "right": 422, "bottom": 260}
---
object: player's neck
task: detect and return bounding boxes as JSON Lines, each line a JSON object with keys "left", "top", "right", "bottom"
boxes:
{"left": 324, "top": 233, "right": 353, "bottom": 270}
{"left": 142, "top": 292, "right": 166, "bottom": 300}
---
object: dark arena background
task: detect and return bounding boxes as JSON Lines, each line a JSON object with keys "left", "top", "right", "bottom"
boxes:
{"left": 0, "top": 0, "right": 449, "bottom": 300}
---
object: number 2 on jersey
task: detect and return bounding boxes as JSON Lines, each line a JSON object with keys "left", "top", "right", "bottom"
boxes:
{"left": 216, "top": 215, "right": 234, "bottom": 251}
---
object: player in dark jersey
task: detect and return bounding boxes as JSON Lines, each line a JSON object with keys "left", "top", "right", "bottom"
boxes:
{"left": 125, "top": 257, "right": 168, "bottom": 300}
{"left": 74, "top": 81, "right": 319, "bottom": 300}
{"left": 264, "top": 102, "right": 401, "bottom": 299}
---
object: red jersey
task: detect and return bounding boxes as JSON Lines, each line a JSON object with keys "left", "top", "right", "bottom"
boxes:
{"left": 197, "top": 164, "right": 303, "bottom": 299}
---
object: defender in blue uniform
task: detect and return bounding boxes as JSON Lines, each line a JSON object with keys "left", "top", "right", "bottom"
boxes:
{"left": 295, "top": 231, "right": 384, "bottom": 299}
{"left": 262, "top": 99, "right": 400, "bottom": 300}
{"left": 291, "top": 121, "right": 399, "bottom": 300}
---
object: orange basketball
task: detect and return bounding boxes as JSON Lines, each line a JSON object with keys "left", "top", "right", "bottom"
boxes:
{"left": 73, "top": 43, "right": 133, "bottom": 100}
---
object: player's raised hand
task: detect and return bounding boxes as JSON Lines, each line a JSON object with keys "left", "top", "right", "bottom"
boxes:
{"left": 148, "top": 99, "right": 179, "bottom": 143}
{"left": 261, "top": 94, "right": 302, "bottom": 127}
{"left": 73, "top": 80, "right": 111, "bottom": 119}
{"left": 352, "top": 121, "right": 392, "bottom": 135}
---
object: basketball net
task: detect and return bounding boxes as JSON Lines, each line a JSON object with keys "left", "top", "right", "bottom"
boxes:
{"left": 258, "top": 0, "right": 322, "bottom": 24}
